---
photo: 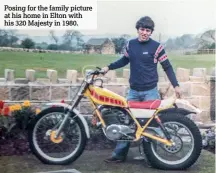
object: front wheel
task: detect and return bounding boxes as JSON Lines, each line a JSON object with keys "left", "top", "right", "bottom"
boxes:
{"left": 143, "top": 113, "right": 202, "bottom": 170}
{"left": 28, "top": 107, "right": 87, "bottom": 165}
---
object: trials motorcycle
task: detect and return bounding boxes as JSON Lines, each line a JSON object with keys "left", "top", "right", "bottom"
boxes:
{"left": 28, "top": 67, "right": 202, "bottom": 170}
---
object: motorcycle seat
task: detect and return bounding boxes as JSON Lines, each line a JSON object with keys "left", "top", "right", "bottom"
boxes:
{"left": 128, "top": 100, "right": 161, "bottom": 109}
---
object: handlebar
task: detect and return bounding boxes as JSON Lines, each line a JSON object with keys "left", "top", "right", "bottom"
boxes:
{"left": 83, "top": 66, "right": 107, "bottom": 86}
{"left": 87, "top": 67, "right": 106, "bottom": 76}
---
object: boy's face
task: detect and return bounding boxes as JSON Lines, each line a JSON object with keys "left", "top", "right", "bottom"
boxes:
{"left": 137, "top": 27, "right": 152, "bottom": 41}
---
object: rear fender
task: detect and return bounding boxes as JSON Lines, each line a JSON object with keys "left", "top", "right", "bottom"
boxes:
{"left": 45, "top": 103, "right": 90, "bottom": 138}
{"left": 158, "top": 107, "right": 196, "bottom": 116}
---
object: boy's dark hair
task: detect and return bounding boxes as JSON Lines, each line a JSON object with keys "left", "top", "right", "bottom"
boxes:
{"left": 135, "top": 16, "right": 155, "bottom": 32}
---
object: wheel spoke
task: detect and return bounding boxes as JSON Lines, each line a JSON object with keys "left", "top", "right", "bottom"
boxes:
{"left": 32, "top": 111, "right": 82, "bottom": 161}
{"left": 150, "top": 121, "right": 195, "bottom": 165}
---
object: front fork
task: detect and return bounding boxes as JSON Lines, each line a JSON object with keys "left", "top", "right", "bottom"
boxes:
{"left": 54, "top": 83, "right": 87, "bottom": 138}
{"left": 54, "top": 111, "right": 71, "bottom": 138}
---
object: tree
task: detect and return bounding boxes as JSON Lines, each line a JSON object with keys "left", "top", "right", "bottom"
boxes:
{"left": 198, "top": 29, "right": 216, "bottom": 49}
{"left": 165, "top": 38, "right": 176, "bottom": 50}
{"left": 58, "top": 43, "right": 71, "bottom": 51}
{"left": 9, "top": 36, "right": 19, "bottom": 46}
{"left": 201, "top": 29, "right": 215, "bottom": 42}
{"left": 179, "top": 34, "right": 195, "bottom": 48}
{"left": 47, "top": 44, "right": 58, "bottom": 50}
{"left": 49, "top": 30, "right": 58, "bottom": 44}
{"left": 111, "top": 35, "right": 128, "bottom": 54}
{"left": 7, "top": 30, "right": 19, "bottom": 46}
{"left": 36, "top": 42, "right": 48, "bottom": 49}
{"left": 62, "top": 30, "right": 84, "bottom": 51}
{"left": 0, "top": 29, "right": 19, "bottom": 47}
{"left": 76, "top": 36, "right": 85, "bottom": 51}
{"left": 21, "top": 38, "right": 35, "bottom": 49}
{"left": 121, "top": 34, "right": 130, "bottom": 40}
{"left": 71, "top": 30, "right": 84, "bottom": 50}
{"left": 174, "top": 37, "right": 184, "bottom": 48}
{"left": 63, "top": 30, "right": 76, "bottom": 48}
{"left": 209, "top": 42, "right": 215, "bottom": 49}
{"left": 0, "top": 30, "right": 10, "bottom": 46}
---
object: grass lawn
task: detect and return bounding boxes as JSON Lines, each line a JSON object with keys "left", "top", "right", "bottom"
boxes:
{"left": 0, "top": 51, "right": 215, "bottom": 78}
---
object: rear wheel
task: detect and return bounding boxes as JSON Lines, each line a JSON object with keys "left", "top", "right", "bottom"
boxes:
{"left": 143, "top": 113, "right": 202, "bottom": 170}
{"left": 28, "top": 107, "right": 87, "bottom": 165}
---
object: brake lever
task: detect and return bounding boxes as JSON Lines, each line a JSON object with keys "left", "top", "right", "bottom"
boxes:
{"left": 93, "top": 78, "right": 104, "bottom": 88}
{"left": 96, "top": 67, "right": 101, "bottom": 70}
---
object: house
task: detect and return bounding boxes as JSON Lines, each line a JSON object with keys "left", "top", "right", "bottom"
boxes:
{"left": 85, "top": 38, "right": 115, "bottom": 54}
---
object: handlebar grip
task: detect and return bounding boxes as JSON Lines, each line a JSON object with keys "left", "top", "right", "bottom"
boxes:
{"left": 87, "top": 68, "right": 105, "bottom": 76}
{"left": 99, "top": 70, "right": 106, "bottom": 75}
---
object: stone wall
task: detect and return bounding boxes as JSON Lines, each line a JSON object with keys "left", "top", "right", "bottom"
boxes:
{"left": 0, "top": 46, "right": 83, "bottom": 54}
{"left": 0, "top": 67, "right": 215, "bottom": 124}
{"left": 0, "top": 44, "right": 116, "bottom": 55}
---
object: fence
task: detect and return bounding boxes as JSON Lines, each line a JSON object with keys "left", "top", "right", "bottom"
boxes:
{"left": 0, "top": 67, "right": 215, "bottom": 125}
{"left": 169, "top": 49, "right": 216, "bottom": 55}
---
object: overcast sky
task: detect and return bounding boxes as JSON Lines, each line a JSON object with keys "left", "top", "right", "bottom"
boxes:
{"left": 17, "top": 0, "right": 216, "bottom": 38}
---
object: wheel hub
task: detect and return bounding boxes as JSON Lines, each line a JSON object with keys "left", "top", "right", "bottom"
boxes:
{"left": 164, "top": 135, "right": 183, "bottom": 153}
{"left": 50, "top": 130, "right": 64, "bottom": 144}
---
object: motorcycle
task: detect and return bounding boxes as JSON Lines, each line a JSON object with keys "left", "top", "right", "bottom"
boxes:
{"left": 28, "top": 67, "right": 202, "bottom": 170}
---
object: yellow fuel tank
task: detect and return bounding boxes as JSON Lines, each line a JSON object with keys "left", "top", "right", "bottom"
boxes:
{"left": 85, "top": 85, "right": 128, "bottom": 107}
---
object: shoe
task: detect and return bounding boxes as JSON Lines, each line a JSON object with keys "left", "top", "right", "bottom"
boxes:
{"left": 104, "top": 157, "right": 125, "bottom": 163}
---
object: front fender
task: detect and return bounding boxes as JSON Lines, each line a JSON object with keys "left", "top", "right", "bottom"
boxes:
{"left": 45, "top": 103, "right": 90, "bottom": 138}
{"left": 158, "top": 107, "right": 196, "bottom": 116}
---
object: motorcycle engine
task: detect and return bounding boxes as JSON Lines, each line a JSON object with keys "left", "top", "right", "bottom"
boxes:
{"left": 99, "top": 106, "right": 135, "bottom": 141}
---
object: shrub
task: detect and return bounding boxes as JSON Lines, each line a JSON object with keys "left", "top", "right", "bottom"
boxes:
{"left": 0, "top": 100, "right": 41, "bottom": 136}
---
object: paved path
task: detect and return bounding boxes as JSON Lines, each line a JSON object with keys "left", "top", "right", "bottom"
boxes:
{"left": 0, "top": 148, "right": 215, "bottom": 173}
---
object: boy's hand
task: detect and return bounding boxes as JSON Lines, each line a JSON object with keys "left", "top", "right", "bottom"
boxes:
{"left": 102, "top": 66, "right": 109, "bottom": 73}
{"left": 175, "top": 86, "right": 182, "bottom": 99}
